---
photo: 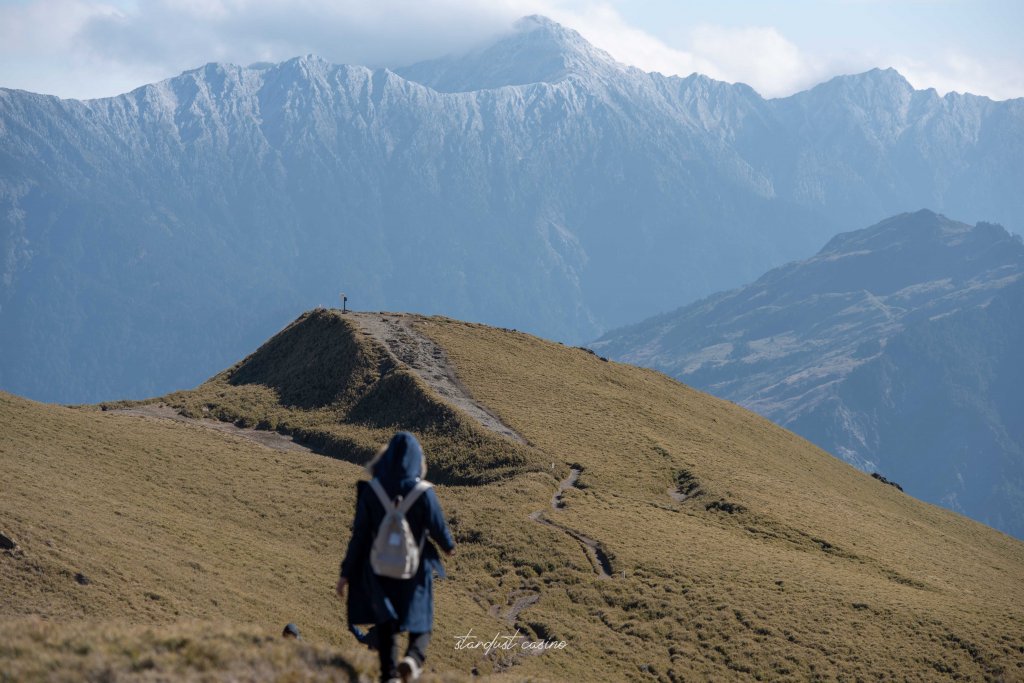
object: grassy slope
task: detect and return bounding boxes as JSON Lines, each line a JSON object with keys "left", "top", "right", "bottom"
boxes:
{"left": 2, "top": 309, "right": 1023, "bottom": 681}
{"left": 0, "top": 619, "right": 362, "bottom": 682}
{"left": 1, "top": 391, "right": 370, "bottom": 681}
{"left": 419, "top": 316, "right": 1024, "bottom": 680}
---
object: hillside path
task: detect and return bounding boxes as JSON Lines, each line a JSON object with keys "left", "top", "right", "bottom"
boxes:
{"left": 108, "top": 405, "right": 313, "bottom": 453}
{"left": 529, "top": 467, "right": 613, "bottom": 579}
{"left": 348, "top": 312, "right": 526, "bottom": 444}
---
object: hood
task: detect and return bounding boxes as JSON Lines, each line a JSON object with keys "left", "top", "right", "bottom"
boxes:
{"left": 368, "top": 431, "right": 425, "bottom": 496}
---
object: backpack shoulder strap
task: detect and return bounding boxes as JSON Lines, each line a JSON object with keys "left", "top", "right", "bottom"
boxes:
{"left": 397, "top": 480, "right": 433, "bottom": 516}
{"left": 367, "top": 478, "right": 396, "bottom": 511}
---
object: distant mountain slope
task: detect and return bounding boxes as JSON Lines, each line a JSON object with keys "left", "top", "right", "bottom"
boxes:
{"left": 3, "top": 310, "right": 1023, "bottom": 679}
{"left": 593, "top": 210, "right": 1024, "bottom": 537}
{"left": 2, "top": 16, "right": 1023, "bottom": 403}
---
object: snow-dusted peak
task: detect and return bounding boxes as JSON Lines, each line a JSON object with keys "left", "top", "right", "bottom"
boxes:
{"left": 836, "top": 67, "right": 913, "bottom": 90}
{"left": 794, "top": 67, "right": 916, "bottom": 109}
{"left": 395, "top": 14, "right": 625, "bottom": 92}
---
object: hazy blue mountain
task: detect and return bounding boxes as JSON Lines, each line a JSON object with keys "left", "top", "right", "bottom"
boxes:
{"left": 593, "top": 210, "right": 1024, "bottom": 537}
{"left": 2, "top": 15, "right": 1023, "bottom": 403}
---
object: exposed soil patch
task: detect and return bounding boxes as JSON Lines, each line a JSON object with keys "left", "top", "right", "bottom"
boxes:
{"left": 669, "top": 469, "right": 703, "bottom": 502}
{"left": 348, "top": 312, "right": 526, "bottom": 444}
{"left": 488, "top": 590, "right": 541, "bottom": 624}
{"left": 551, "top": 467, "right": 580, "bottom": 509}
{"left": 476, "top": 587, "right": 544, "bottom": 673}
{"left": 107, "top": 405, "right": 313, "bottom": 454}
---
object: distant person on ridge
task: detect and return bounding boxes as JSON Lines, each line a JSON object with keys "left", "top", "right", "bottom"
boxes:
{"left": 336, "top": 432, "right": 456, "bottom": 683}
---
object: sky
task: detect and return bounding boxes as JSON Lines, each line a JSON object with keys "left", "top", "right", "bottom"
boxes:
{"left": 1, "top": 0, "right": 1022, "bottom": 101}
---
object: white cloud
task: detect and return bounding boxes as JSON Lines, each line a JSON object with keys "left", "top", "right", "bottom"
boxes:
{"left": 685, "top": 25, "right": 824, "bottom": 97}
{"left": 0, "top": 0, "right": 168, "bottom": 97}
{"left": 540, "top": 3, "right": 702, "bottom": 76}
{"left": 0, "top": 0, "right": 109, "bottom": 54}
{"left": 73, "top": 0, "right": 530, "bottom": 71}
{"left": 0, "top": 0, "right": 536, "bottom": 97}
{"left": 0, "top": 0, "right": 1020, "bottom": 101}
{"left": 532, "top": 4, "right": 833, "bottom": 97}
{"left": 532, "top": 4, "right": 1024, "bottom": 100}
{"left": 892, "top": 51, "right": 1024, "bottom": 100}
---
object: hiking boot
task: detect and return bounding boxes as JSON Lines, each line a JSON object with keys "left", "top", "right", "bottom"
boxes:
{"left": 397, "top": 655, "right": 421, "bottom": 682}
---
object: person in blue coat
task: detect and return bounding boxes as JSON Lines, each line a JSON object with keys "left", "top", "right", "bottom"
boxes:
{"left": 336, "top": 432, "right": 456, "bottom": 683}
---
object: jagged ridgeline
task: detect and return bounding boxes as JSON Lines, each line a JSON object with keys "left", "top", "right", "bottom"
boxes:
{"left": 150, "top": 309, "right": 546, "bottom": 485}
{"left": 5, "top": 16, "right": 1024, "bottom": 406}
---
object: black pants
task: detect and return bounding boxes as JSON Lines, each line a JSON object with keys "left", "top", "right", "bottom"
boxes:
{"left": 376, "top": 621, "right": 431, "bottom": 682}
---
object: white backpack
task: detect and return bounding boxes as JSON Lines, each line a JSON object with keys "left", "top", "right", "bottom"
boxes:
{"left": 368, "top": 478, "right": 432, "bottom": 579}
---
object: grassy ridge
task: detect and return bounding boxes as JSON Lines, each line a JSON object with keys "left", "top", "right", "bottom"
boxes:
{"left": 142, "top": 309, "right": 549, "bottom": 485}
{"left": 3, "top": 310, "right": 1024, "bottom": 680}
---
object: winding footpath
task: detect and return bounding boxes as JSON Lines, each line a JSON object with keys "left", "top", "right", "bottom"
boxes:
{"left": 529, "top": 468, "right": 613, "bottom": 579}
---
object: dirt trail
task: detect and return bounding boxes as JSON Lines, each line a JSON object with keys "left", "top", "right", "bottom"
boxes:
{"left": 108, "top": 405, "right": 313, "bottom": 454}
{"left": 551, "top": 467, "right": 580, "bottom": 509}
{"left": 529, "top": 468, "right": 613, "bottom": 579}
{"left": 488, "top": 590, "right": 541, "bottom": 624}
{"left": 486, "top": 589, "right": 546, "bottom": 673}
{"left": 348, "top": 312, "right": 526, "bottom": 444}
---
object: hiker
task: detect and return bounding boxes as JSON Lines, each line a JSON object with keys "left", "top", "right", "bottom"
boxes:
{"left": 336, "top": 432, "right": 456, "bottom": 683}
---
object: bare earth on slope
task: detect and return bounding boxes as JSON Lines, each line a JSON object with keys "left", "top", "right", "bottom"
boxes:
{"left": 348, "top": 312, "right": 526, "bottom": 444}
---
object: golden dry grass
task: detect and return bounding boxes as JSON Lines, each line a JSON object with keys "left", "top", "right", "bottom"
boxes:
{"left": 417, "top": 315, "right": 1024, "bottom": 681}
{"left": 1, "top": 390, "right": 373, "bottom": 678}
{"left": 2, "top": 309, "right": 1023, "bottom": 681}
{"left": 0, "top": 618, "right": 361, "bottom": 682}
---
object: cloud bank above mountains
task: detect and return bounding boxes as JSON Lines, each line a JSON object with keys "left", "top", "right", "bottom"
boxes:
{"left": 2, "top": 0, "right": 1022, "bottom": 101}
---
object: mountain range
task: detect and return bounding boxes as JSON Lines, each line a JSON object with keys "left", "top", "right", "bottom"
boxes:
{"left": 593, "top": 210, "right": 1024, "bottom": 538}
{"left": 2, "top": 15, "right": 1023, "bottom": 403}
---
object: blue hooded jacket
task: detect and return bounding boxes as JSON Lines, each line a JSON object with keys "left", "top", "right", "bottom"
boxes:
{"left": 339, "top": 432, "right": 456, "bottom": 632}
